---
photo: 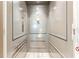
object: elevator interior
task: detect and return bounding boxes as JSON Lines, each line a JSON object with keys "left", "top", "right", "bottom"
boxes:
{"left": 7, "top": 1, "right": 73, "bottom": 58}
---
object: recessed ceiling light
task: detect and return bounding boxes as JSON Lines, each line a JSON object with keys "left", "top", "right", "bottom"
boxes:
{"left": 19, "top": 7, "right": 23, "bottom": 11}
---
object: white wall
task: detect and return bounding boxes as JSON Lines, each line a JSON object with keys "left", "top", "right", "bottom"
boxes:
{"left": 7, "top": 2, "right": 29, "bottom": 57}
{"left": 27, "top": 5, "right": 48, "bottom": 40}
{"left": 73, "top": 1, "right": 79, "bottom": 58}
{"left": 28, "top": 5, "right": 48, "bottom": 33}
{"left": 48, "top": 1, "right": 73, "bottom": 57}
{"left": 13, "top": 2, "right": 29, "bottom": 39}
{"left": 48, "top": 1, "right": 66, "bottom": 39}
{"left": 7, "top": 2, "right": 13, "bottom": 57}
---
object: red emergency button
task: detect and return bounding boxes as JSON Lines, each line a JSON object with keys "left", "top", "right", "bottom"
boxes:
{"left": 75, "top": 47, "right": 79, "bottom": 52}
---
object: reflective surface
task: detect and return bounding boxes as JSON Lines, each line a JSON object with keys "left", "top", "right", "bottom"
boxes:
{"left": 7, "top": 1, "right": 73, "bottom": 58}
{"left": 29, "top": 5, "right": 48, "bottom": 34}
{"left": 25, "top": 36, "right": 61, "bottom": 58}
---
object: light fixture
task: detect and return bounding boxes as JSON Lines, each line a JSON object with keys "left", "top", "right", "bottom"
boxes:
{"left": 37, "top": 18, "right": 39, "bottom": 21}
{"left": 19, "top": 7, "right": 23, "bottom": 11}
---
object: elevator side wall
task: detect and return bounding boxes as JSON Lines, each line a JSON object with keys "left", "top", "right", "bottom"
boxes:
{"left": 7, "top": 2, "right": 29, "bottom": 58}
{"left": 27, "top": 5, "right": 48, "bottom": 41}
{"left": 48, "top": 1, "right": 73, "bottom": 57}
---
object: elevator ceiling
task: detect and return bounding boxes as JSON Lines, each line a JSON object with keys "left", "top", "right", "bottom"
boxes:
{"left": 25, "top": 1, "right": 50, "bottom": 5}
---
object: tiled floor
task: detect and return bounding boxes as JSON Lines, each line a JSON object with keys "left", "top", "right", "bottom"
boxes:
{"left": 25, "top": 36, "right": 61, "bottom": 58}
{"left": 25, "top": 39, "right": 50, "bottom": 58}
{"left": 25, "top": 52, "right": 50, "bottom": 58}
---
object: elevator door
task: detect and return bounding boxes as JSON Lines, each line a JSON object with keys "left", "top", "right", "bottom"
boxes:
{"left": 29, "top": 5, "right": 48, "bottom": 40}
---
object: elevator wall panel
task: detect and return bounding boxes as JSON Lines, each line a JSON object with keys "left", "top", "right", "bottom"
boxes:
{"left": 7, "top": 2, "right": 29, "bottom": 58}
{"left": 48, "top": 1, "right": 73, "bottom": 57}
{"left": 29, "top": 5, "right": 48, "bottom": 34}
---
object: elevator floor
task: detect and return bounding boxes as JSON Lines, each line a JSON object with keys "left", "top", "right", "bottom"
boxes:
{"left": 25, "top": 42, "right": 50, "bottom": 58}
{"left": 25, "top": 35, "right": 61, "bottom": 58}
{"left": 26, "top": 42, "right": 50, "bottom": 58}
{"left": 25, "top": 36, "right": 50, "bottom": 58}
